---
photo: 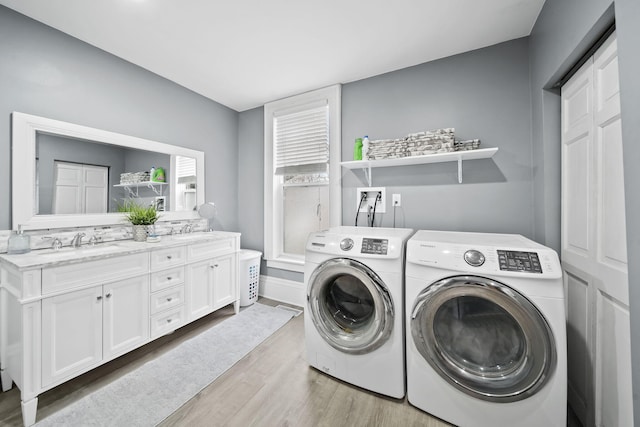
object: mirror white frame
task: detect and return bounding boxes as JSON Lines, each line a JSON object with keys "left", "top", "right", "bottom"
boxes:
{"left": 12, "top": 112, "right": 205, "bottom": 230}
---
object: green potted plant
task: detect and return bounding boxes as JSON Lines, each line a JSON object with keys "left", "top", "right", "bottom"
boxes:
{"left": 119, "top": 200, "right": 160, "bottom": 242}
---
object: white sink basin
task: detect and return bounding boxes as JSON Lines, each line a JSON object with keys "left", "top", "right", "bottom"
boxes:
{"left": 37, "top": 244, "right": 125, "bottom": 261}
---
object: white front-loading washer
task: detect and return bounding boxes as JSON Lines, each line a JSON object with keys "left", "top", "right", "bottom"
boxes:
{"left": 304, "top": 226, "right": 414, "bottom": 399}
{"left": 405, "top": 230, "right": 567, "bottom": 427}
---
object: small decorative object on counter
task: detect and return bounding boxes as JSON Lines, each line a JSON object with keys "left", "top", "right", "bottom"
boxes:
{"left": 354, "top": 138, "right": 363, "bottom": 160}
{"left": 7, "top": 225, "right": 31, "bottom": 254}
{"left": 120, "top": 200, "right": 160, "bottom": 242}
{"left": 362, "top": 135, "right": 370, "bottom": 160}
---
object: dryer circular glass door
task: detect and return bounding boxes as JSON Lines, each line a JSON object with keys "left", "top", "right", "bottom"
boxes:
{"left": 410, "top": 275, "right": 556, "bottom": 402}
{"left": 307, "top": 258, "right": 394, "bottom": 355}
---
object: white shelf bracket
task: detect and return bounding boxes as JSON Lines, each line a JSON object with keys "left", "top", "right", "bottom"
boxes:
{"left": 457, "top": 157, "right": 463, "bottom": 184}
{"left": 147, "top": 183, "right": 163, "bottom": 196}
{"left": 124, "top": 185, "right": 138, "bottom": 198}
{"left": 364, "top": 164, "right": 372, "bottom": 187}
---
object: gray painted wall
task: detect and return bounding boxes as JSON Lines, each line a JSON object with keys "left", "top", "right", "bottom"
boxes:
{"left": 529, "top": 0, "right": 640, "bottom": 420}
{"left": 238, "top": 38, "right": 534, "bottom": 284}
{"left": 341, "top": 38, "right": 532, "bottom": 235}
{"left": 0, "top": 5, "right": 239, "bottom": 231}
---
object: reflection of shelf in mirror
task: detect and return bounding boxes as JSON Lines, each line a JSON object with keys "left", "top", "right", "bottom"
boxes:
{"left": 341, "top": 147, "right": 498, "bottom": 185}
{"left": 114, "top": 181, "right": 167, "bottom": 197}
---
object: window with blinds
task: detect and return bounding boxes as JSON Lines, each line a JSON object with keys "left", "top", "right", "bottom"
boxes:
{"left": 274, "top": 103, "right": 329, "bottom": 176}
{"left": 176, "top": 155, "right": 196, "bottom": 184}
{"left": 264, "top": 84, "right": 341, "bottom": 272}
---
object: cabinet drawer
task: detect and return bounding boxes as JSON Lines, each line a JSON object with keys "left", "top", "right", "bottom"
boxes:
{"left": 150, "top": 285, "right": 184, "bottom": 315}
{"left": 150, "top": 305, "right": 185, "bottom": 339}
{"left": 150, "top": 266, "right": 185, "bottom": 292}
{"left": 150, "top": 246, "right": 186, "bottom": 271}
{"left": 42, "top": 253, "right": 149, "bottom": 295}
{"left": 187, "top": 238, "right": 237, "bottom": 262}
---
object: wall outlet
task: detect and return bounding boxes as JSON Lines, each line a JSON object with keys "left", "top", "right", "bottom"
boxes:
{"left": 356, "top": 187, "right": 386, "bottom": 213}
{"left": 392, "top": 194, "right": 401, "bottom": 207}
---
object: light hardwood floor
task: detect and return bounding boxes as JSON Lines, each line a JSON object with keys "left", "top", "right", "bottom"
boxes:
{"left": 0, "top": 298, "right": 449, "bottom": 427}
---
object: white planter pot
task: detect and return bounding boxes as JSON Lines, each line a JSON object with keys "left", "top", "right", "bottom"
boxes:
{"left": 132, "top": 225, "right": 148, "bottom": 242}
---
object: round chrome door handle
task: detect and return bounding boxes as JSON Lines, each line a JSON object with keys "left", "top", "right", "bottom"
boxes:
{"left": 464, "top": 250, "right": 485, "bottom": 267}
{"left": 340, "top": 238, "right": 354, "bottom": 251}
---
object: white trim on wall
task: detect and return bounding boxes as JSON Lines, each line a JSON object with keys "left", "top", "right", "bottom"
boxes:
{"left": 258, "top": 275, "right": 305, "bottom": 308}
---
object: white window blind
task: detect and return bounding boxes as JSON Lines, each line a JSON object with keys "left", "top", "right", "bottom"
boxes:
{"left": 176, "top": 155, "right": 196, "bottom": 183}
{"left": 274, "top": 104, "right": 329, "bottom": 175}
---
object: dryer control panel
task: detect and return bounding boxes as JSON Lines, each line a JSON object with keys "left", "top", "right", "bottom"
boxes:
{"left": 497, "top": 250, "right": 542, "bottom": 273}
{"left": 361, "top": 238, "right": 388, "bottom": 255}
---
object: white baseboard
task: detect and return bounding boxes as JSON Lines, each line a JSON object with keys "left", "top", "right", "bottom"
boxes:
{"left": 258, "top": 275, "right": 305, "bottom": 308}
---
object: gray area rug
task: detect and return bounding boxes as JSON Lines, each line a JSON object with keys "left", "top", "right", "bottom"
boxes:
{"left": 36, "top": 303, "right": 295, "bottom": 427}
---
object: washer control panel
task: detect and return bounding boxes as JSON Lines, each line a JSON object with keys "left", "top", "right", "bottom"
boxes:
{"left": 361, "top": 238, "right": 388, "bottom": 255}
{"left": 497, "top": 250, "right": 543, "bottom": 273}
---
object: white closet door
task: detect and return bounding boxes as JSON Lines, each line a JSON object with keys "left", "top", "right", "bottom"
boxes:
{"left": 83, "top": 165, "right": 108, "bottom": 214}
{"left": 53, "top": 162, "right": 83, "bottom": 214}
{"left": 561, "top": 32, "right": 633, "bottom": 427}
{"left": 53, "top": 162, "right": 108, "bottom": 214}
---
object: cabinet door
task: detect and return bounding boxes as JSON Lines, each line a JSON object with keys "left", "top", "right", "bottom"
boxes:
{"left": 103, "top": 275, "right": 150, "bottom": 360}
{"left": 186, "top": 259, "right": 214, "bottom": 321}
{"left": 42, "top": 287, "right": 103, "bottom": 386}
{"left": 212, "top": 253, "right": 236, "bottom": 309}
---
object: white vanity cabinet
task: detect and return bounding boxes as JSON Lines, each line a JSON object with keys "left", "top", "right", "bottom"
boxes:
{"left": 185, "top": 238, "right": 239, "bottom": 321}
{"left": 41, "top": 274, "right": 149, "bottom": 387}
{"left": 0, "top": 231, "right": 241, "bottom": 427}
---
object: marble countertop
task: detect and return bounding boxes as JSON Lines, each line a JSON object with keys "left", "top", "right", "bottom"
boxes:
{"left": 0, "top": 231, "right": 241, "bottom": 270}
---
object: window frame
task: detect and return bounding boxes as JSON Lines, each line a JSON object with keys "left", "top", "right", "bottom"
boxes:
{"left": 264, "top": 85, "right": 342, "bottom": 272}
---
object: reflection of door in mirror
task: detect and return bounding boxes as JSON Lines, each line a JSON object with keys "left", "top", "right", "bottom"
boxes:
{"left": 175, "top": 156, "right": 197, "bottom": 211}
{"left": 52, "top": 162, "right": 108, "bottom": 214}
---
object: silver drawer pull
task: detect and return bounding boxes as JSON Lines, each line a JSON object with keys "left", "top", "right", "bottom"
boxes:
{"left": 105, "top": 293, "right": 112, "bottom": 298}
{"left": 166, "top": 255, "right": 172, "bottom": 260}
{"left": 166, "top": 318, "right": 173, "bottom": 323}
{"left": 97, "top": 296, "right": 102, "bottom": 301}
{"left": 166, "top": 297, "right": 173, "bottom": 302}
{"left": 167, "top": 276, "right": 172, "bottom": 280}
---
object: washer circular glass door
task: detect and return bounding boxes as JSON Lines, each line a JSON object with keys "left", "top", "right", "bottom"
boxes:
{"left": 410, "top": 275, "right": 556, "bottom": 402}
{"left": 307, "top": 258, "right": 394, "bottom": 355}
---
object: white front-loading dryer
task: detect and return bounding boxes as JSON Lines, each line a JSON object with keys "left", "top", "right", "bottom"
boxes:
{"left": 405, "top": 230, "right": 567, "bottom": 427}
{"left": 304, "top": 226, "right": 414, "bottom": 399}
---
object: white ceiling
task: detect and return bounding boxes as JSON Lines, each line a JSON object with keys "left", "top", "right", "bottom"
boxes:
{"left": 0, "top": 0, "right": 545, "bottom": 112}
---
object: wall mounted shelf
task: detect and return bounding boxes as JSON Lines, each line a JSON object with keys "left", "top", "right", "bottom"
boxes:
{"left": 114, "top": 181, "right": 167, "bottom": 197}
{"left": 341, "top": 147, "right": 498, "bottom": 185}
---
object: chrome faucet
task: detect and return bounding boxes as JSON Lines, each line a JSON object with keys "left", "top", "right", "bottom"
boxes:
{"left": 71, "top": 232, "right": 86, "bottom": 248}
{"left": 180, "top": 224, "right": 193, "bottom": 234}
{"left": 42, "top": 236, "right": 63, "bottom": 250}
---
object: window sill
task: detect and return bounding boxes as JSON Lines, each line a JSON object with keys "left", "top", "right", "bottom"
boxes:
{"left": 266, "top": 256, "right": 305, "bottom": 273}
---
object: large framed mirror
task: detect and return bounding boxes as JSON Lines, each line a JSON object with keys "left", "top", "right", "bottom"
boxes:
{"left": 12, "top": 112, "right": 205, "bottom": 230}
